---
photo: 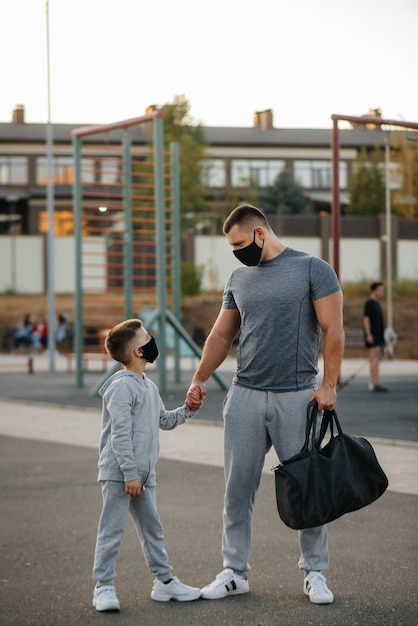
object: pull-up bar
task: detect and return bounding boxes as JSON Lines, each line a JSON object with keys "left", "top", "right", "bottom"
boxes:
{"left": 72, "top": 111, "right": 163, "bottom": 138}
{"left": 331, "top": 113, "right": 418, "bottom": 279}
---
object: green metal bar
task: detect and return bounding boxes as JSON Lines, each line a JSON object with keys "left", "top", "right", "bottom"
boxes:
{"left": 123, "top": 135, "right": 133, "bottom": 318}
{"left": 153, "top": 115, "right": 167, "bottom": 393}
{"left": 165, "top": 310, "right": 228, "bottom": 390}
{"left": 72, "top": 135, "right": 84, "bottom": 387}
{"left": 170, "top": 142, "right": 181, "bottom": 383}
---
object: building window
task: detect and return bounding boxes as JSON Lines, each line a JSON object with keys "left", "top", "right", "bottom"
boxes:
{"left": 231, "top": 159, "right": 285, "bottom": 187}
{"left": 202, "top": 159, "right": 226, "bottom": 187}
{"left": 38, "top": 210, "right": 74, "bottom": 235}
{"left": 0, "top": 156, "right": 28, "bottom": 184}
{"left": 294, "top": 160, "right": 348, "bottom": 190}
{"left": 100, "top": 158, "right": 122, "bottom": 185}
{"left": 36, "top": 157, "right": 95, "bottom": 185}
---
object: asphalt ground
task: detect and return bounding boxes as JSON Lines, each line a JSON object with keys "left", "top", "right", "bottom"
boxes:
{"left": 0, "top": 354, "right": 417, "bottom": 625}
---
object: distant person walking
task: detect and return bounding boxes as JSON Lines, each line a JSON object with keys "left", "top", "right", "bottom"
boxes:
{"left": 363, "top": 282, "right": 388, "bottom": 392}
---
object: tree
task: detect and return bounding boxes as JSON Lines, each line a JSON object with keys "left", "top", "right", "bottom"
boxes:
{"left": 390, "top": 131, "right": 418, "bottom": 218}
{"left": 262, "top": 170, "right": 313, "bottom": 214}
{"left": 161, "top": 95, "right": 208, "bottom": 227}
{"left": 346, "top": 147, "right": 385, "bottom": 215}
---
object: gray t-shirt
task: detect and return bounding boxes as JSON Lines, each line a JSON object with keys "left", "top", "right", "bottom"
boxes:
{"left": 222, "top": 247, "right": 341, "bottom": 391}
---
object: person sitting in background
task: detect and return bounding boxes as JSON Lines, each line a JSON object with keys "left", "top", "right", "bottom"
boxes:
{"left": 13, "top": 314, "right": 33, "bottom": 352}
{"left": 31, "top": 314, "right": 48, "bottom": 353}
{"left": 55, "top": 313, "right": 72, "bottom": 351}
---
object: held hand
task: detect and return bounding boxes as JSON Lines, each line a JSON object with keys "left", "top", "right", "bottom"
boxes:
{"left": 186, "top": 382, "right": 206, "bottom": 410}
{"left": 184, "top": 390, "right": 203, "bottom": 411}
{"left": 309, "top": 385, "right": 337, "bottom": 412}
{"left": 125, "top": 479, "right": 142, "bottom": 498}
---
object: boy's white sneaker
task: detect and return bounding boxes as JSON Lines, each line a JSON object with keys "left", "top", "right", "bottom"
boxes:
{"left": 151, "top": 576, "right": 201, "bottom": 602}
{"left": 201, "top": 568, "right": 249, "bottom": 599}
{"left": 304, "top": 572, "right": 334, "bottom": 604}
{"left": 92, "top": 585, "right": 120, "bottom": 611}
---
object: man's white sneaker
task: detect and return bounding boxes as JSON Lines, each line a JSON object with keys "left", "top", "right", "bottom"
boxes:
{"left": 92, "top": 585, "right": 120, "bottom": 611}
{"left": 201, "top": 568, "right": 249, "bottom": 600}
{"left": 151, "top": 576, "right": 201, "bottom": 602}
{"left": 304, "top": 572, "right": 334, "bottom": 604}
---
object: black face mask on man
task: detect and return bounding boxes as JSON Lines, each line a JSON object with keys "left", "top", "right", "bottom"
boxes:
{"left": 139, "top": 336, "right": 159, "bottom": 363}
{"left": 233, "top": 230, "right": 264, "bottom": 266}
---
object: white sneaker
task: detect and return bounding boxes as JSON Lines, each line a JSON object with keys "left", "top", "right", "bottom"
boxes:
{"left": 201, "top": 568, "right": 249, "bottom": 600}
{"left": 92, "top": 585, "right": 120, "bottom": 611}
{"left": 151, "top": 576, "right": 201, "bottom": 602}
{"left": 304, "top": 572, "right": 334, "bottom": 604}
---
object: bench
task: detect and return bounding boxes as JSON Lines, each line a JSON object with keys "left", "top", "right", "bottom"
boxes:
{"left": 344, "top": 328, "right": 365, "bottom": 350}
{"left": 65, "top": 352, "right": 113, "bottom": 372}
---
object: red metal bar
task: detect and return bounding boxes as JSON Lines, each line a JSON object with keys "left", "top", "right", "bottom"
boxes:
{"left": 72, "top": 110, "right": 163, "bottom": 138}
{"left": 331, "top": 114, "right": 418, "bottom": 130}
{"left": 331, "top": 117, "right": 340, "bottom": 278}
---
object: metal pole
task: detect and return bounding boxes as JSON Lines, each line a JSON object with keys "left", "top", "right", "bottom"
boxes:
{"left": 123, "top": 135, "right": 133, "bottom": 319}
{"left": 45, "top": 0, "right": 56, "bottom": 370}
{"left": 153, "top": 115, "right": 167, "bottom": 393}
{"left": 331, "top": 116, "right": 340, "bottom": 278}
{"left": 72, "top": 135, "right": 84, "bottom": 387}
{"left": 384, "top": 133, "right": 393, "bottom": 330}
{"left": 170, "top": 142, "right": 181, "bottom": 383}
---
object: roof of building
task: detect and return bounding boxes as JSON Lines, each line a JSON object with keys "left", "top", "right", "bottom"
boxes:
{"left": 0, "top": 121, "right": 387, "bottom": 149}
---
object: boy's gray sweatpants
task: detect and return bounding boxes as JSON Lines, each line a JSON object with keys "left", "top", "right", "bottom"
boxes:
{"left": 93, "top": 476, "right": 172, "bottom": 585}
{"left": 222, "top": 384, "right": 328, "bottom": 574}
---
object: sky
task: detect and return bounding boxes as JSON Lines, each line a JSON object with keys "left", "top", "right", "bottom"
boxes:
{"left": 1, "top": 0, "right": 417, "bottom": 130}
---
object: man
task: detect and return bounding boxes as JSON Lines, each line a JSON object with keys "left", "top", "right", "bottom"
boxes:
{"left": 363, "top": 282, "right": 388, "bottom": 392}
{"left": 187, "top": 204, "right": 344, "bottom": 605}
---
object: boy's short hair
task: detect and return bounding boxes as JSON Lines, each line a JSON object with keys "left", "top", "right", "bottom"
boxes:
{"left": 223, "top": 204, "right": 271, "bottom": 234}
{"left": 105, "top": 318, "right": 143, "bottom": 365}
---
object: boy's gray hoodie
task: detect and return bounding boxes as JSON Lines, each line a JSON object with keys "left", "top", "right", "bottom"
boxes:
{"left": 97, "top": 370, "right": 195, "bottom": 485}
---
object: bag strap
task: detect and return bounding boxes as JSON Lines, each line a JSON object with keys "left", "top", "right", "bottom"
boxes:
{"left": 318, "top": 407, "right": 344, "bottom": 446}
{"left": 304, "top": 401, "right": 345, "bottom": 453}
{"left": 301, "top": 400, "right": 319, "bottom": 452}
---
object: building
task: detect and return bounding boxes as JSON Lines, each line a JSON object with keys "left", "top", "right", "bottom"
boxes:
{"left": 0, "top": 104, "right": 389, "bottom": 236}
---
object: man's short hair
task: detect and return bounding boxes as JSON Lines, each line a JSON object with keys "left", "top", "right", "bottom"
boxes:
{"left": 223, "top": 204, "right": 271, "bottom": 234}
{"left": 370, "top": 281, "right": 384, "bottom": 292}
{"left": 105, "top": 318, "right": 143, "bottom": 365}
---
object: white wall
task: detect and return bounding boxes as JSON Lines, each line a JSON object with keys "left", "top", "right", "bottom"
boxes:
{"left": 195, "top": 235, "right": 387, "bottom": 289}
{"left": 0, "top": 233, "right": 416, "bottom": 294}
{"left": 0, "top": 236, "right": 44, "bottom": 293}
{"left": 397, "top": 241, "right": 418, "bottom": 279}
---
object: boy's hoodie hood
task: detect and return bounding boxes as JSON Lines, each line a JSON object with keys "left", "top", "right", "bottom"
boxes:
{"left": 99, "top": 369, "right": 144, "bottom": 397}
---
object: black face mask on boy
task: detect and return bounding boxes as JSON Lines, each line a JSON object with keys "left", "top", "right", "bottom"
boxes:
{"left": 233, "top": 230, "right": 264, "bottom": 266}
{"left": 139, "top": 336, "right": 159, "bottom": 363}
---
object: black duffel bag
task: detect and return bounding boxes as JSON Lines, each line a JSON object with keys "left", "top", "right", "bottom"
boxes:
{"left": 273, "top": 400, "right": 388, "bottom": 530}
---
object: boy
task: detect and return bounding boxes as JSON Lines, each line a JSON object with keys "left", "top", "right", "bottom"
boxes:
{"left": 92, "top": 318, "right": 202, "bottom": 612}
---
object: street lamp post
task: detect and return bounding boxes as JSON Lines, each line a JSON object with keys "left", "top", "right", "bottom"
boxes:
{"left": 46, "top": 0, "right": 56, "bottom": 370}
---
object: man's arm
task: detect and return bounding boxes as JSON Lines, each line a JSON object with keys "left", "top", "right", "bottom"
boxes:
{"left": 310, "top": 291, "right": 345, "bottom": 411}
{"left": 363, "top": 306, "right": 373, "bottom": 344}
{"left": 186, "top": 307, "right": 240, "bottom": 403}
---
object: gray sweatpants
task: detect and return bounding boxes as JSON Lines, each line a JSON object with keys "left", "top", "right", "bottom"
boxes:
{"left": 92, "top": 476, "right": 172, "bottom": 585}
{"left": 222, "top": 384, "right": 328, "bottom": 574}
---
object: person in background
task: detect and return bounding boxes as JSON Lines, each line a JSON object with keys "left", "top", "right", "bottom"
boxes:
{"left": 13, "top": 313, "right": 33, "bottom": 352}
{"left": 363, "top": 281, "right": 388, "bottom": 392}
{"left": 92, "top": 318, "right": 202, "bottom": 612}
{"left": 187, "top": 204, "right": 344, "bottom": 606}
{"left": 31, "top": 314, "right": 48, "bottom": 353}
{"left": 55, "top": 313, "right": 72, "bottom": 351}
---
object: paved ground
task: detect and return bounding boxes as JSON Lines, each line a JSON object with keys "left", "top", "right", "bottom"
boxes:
{"left": 0, "top": 353, "right": 417, "bottom": 625}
